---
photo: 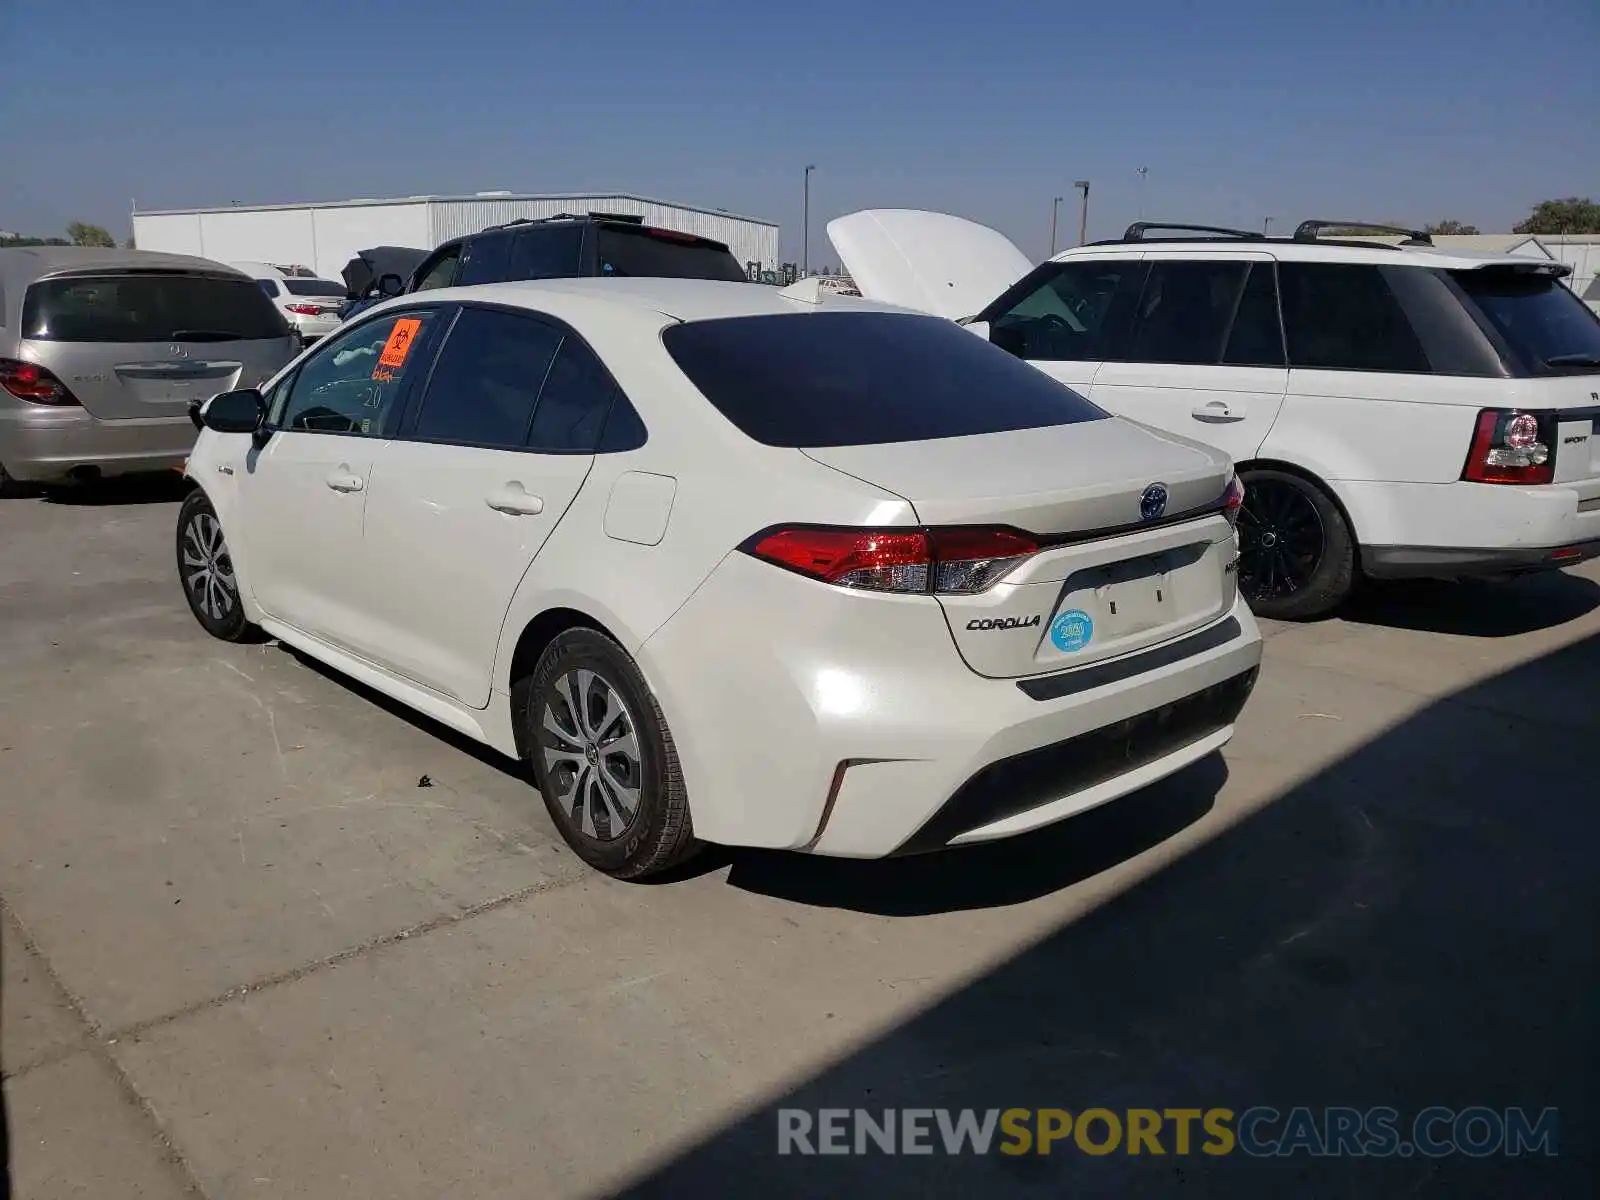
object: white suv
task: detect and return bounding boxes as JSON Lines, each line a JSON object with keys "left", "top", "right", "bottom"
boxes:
{"left": 830, "top": 212, "right": 1600, "bottom": 619}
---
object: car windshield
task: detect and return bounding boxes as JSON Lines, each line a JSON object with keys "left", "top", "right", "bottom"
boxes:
{"left": 21, "top": 272, "right": 288, "bottom": 342}
{"left": 1453, "top": 269, "right": 1600, "bottom": 374}
{"left": 284, "top": 279, "right": 347, "bottom": 298}
{"left": 596, "top": 227, "right": 747, "bottom": 283}
{"left": 663, "top": 311, "right": 1107, "bottom": 448}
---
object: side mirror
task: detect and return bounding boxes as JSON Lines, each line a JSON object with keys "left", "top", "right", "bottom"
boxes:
{"left": 199, "top": 389, "right": 265, "bottom": 434}
{"left": 989, "top": 323, "right": 1027, "bottom": 358}
{"left": 377, "top": 273, "right": 405, "bottom": 297}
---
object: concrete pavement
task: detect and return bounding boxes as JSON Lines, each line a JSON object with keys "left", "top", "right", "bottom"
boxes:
{"left": 2, "top": 477, "right": 1594, "bottom": 1198}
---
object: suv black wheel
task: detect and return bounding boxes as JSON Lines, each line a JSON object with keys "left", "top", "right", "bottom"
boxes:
{"left": 521, "top": 629, "right": 699, "bottom": 880}
{"left": 1237, "top": 468, "right": 1355, "bottom": 620}
{"left": 176, "top": 490, "right": 259, "bottom": 642}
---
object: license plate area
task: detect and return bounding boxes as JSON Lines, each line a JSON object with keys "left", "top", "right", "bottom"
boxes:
{"left": 1042, "top": 542, "right": 1221, "bottom": 667}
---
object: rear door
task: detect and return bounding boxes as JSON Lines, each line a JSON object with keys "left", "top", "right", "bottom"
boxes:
{"left": 1088, "top": 253, "right": 1288, "bottom": 462}
{"left": 17, "top": 270, "right": 293, "bottom": 420}
{"left": 508, "top": 226, "right": 585, "bottom": 280}
{"left": 358, "top": 305, "right": 609, "bottom": 706}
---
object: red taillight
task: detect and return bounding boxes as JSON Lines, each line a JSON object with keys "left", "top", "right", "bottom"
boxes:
{"left": 1223, "top": 474, "right": 1245, "bottom": 527}
{"left": 285, "top": 303, "right": 322, "bottom": 315}
{"left": 744, "top": 526, "right": 1038, "bottom": 594}
{"left": 0, "top": 358, "right": 81, "bottom": 406}
{"left": 1462, "top": 409, "right": 1555, "bottom": 485}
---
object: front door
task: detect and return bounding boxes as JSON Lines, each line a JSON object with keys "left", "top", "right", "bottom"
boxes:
{"left": 242, "top": 308, "right": 444, "bottom": 652}
{"left": 1087, "top": 254, "right": 1288, "bottom": 463}
{"left": 358, "top": 306, "right": 615, "bottom": 706}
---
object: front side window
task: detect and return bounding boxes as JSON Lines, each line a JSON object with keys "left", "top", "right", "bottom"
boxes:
{"left": 664, "top": 311, "right": 1106, "bottom": 448}
{"left": 987, "top": 261, "right": 1140, "bottom": 361}
{"left": 411, "top": 307, "right": 562, "bottom": 449}
{"left": 410, "top": 246, "right": 461, "bottom": 293}
{"left": 1123, "top": 261, "right": 1250, "bottom": 365}
{"left": 272, "top": 310, "right": 440, "bottom": 435}
{"left": 21, "top": 272, "right": 288, "bottom": 342}
{"left": 1222, "top": 263, "right": 1286, "bottom": 367}
{"left": 1279, "top": 263, "right": 1430, "bottom": 373}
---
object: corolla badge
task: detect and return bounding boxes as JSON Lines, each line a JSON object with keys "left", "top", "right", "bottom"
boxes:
{"left": 1140, "top": 483, "right": 1168, "bottom": 522}
{"left": 1050, "top": 609, "right": 1094, "bottom": 653}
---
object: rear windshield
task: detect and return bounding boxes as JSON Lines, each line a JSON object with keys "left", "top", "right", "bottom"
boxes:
{"left": 1453, "top": 270, "right": 1600, "bottom": 375}
{"left": 596, "top": 227, "right": 747, "bottom": 283}
{"left": 663, "top": 311, "right": 1107, "bottom": 448}
{"left": 21, "top": 272, "right": 288, "bottom": 342}
{"left": 284, "top": 278, "right": 346, "bottom": 298}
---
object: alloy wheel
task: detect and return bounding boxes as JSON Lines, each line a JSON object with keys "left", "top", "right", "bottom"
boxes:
{"left": 1237, "top": 479, "right": 1326, "bottom": 600}
{"left": 181, "top": 511, "right": 238, "bottom": 620}
{"left": 539, "top": 668, "right": 642, "bottom": 842}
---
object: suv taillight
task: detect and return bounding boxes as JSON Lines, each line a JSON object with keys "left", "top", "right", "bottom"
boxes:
{"left": 0, "top": 358, "right": 81, "bottom": 406}
{"left": 744, "top": 526, "right": 1039, "bottom": 595}
{"left": 1462, "top": 409, "right": 1556, "bottom": 485}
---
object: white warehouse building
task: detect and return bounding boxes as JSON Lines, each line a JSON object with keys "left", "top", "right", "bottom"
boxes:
{"left": 132, "top": 192, "right": 782, "bottom": 284}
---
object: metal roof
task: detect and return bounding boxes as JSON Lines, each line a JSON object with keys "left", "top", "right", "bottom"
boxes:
{"left": 134, "top": 191, "right": 779, "bottom": 229}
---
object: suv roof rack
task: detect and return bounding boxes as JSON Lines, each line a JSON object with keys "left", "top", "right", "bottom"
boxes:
{"left": 1294, "top": 219, "right": 1433, "bottom": 246}
{"left": 1120, "top": 221, "right": 1265, "bottom": 242}
{"left": 483, "top": 211, "right": 649, "bottom": 233}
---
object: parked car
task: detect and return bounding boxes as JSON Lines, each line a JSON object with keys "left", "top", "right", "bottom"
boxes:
{"left": 230, "top": 262, "right": 346, "bottom": 345}
{"left": 829, "top": 211, "right": 1600, "bottom": 618}
{"left": 176, "top": 277, "right": 1262, "bottom": 878}
{"left": 0, "top": 247, "right": 296, "bottom": 492}
{"left": 404, "top": 211, "right": 749, "bottom": 295}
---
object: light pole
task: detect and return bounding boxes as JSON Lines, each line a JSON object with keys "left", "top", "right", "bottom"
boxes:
{"left": 1136, "top": 166, "right": 1149, "bottom": 219}
{"left": 802, "top": 164, "right": 816, "bottom": 276}
{"left": 1074, "top": 180, "right": 1091, "bottom": 246}
{"left": 1049, "top": 196, "right": 1064, "bottom": 255}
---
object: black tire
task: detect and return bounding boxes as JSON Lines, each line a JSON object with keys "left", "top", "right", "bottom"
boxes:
{"left": 0, "top": 462, "right": 22, "bottom": 498}
{"left": 175, "top": 490, "right": 259, "bottom": 642}
{"left": 1237, "top": 468, "right": 1356, "bottom": 621}
{"left": 521, "top": 629, "right": 699, "bottom": 879}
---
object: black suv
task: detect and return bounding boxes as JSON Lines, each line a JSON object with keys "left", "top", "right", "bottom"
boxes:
{"left": 406, "top": 212, "right": 748, "bottom": 294}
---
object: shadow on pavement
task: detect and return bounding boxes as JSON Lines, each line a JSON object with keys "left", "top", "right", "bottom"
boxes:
{"left": 613, "top": 632, "right": 1599, "bottom": 1199}
{"left": 1344, "top": 570, "right": 1599, "bottom": 637}
{"left": 40, "top": 472, "right": 191, "bottom": 507}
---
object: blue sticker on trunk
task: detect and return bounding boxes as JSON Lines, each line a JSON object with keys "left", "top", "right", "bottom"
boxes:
{"left": 1050, "top": 609, "right": 1094, "bottom": 653}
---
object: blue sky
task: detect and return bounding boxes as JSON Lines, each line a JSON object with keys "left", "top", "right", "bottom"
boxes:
{"left": 2, "top": 0, "right": 1596, "bottom": 261}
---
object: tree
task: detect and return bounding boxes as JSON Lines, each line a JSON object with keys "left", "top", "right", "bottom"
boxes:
{"left": 66, "top": 220, "right": 116, "bottom": 248}
{"left": 1512, "top": 198, "right": 1600, "bottom": 236}
{"left": 1424, "top": 219, "right": 1481, "bottom": 235}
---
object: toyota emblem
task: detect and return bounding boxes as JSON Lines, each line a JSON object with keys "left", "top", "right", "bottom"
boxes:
{"left": 1140, "top": 484, "right": 1168, "bottom": 522}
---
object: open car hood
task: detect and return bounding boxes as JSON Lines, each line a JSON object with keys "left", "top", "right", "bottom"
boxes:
{"left": 826, "top": 209, "right": 1034, "bottom": 321}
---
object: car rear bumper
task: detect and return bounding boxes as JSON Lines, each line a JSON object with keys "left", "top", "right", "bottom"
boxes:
{"left": 641, "top": 552, "right": 1264, "bottom": 859}
{"left": 0, "top": 405, "right": 197, "bottom": 482}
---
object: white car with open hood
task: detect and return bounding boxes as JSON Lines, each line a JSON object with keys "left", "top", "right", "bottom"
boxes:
{"left": 830, "top": 210, "right": 1600, "bottom": 619}
{"left": 176, "top": 276, "right": 1261, "bottom": 878}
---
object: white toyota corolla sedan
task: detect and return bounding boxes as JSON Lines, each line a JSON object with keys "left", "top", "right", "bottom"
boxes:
{"left": 177, "top": 277, "right": 1264, "bottom": 878}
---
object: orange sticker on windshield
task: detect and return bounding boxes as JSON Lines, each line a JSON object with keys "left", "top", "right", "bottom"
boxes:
{"left": 375, "top": 317, "right": 422, "bottom": 374}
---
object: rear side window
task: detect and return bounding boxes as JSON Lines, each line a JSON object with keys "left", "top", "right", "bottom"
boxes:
{"left": 1124, "top": 261, "right": 1249, "bottom": 365}
{"left": 1279, "top": 263, "right": 1429, "bottom": 373}
{"left": 254, "top": 279, "right": 280, "bottom": 298}
{"left": 664, "top": 311, "right": 1107, "bottom": 448}
{"left": 456, "top": 232, "right": 515, "bottom": 286}
{"left": 21, "top": 272, "right": 288, "bottom": 342}
{"left": 412, "top": 307, "right": 561, "bottom": 449}
{"left": 1452, "top": 270, "right": 1600, "bottom": 375}
{"left": 986, "top": 260, "right": 1141, "bottom": 361}
{"left": 526, "top": 336, "right": 618, "bottom": 452}
{"left": 509, "top": 227, "right": 585, "bottom": 280}
{"left": 596, "top": 227, "right": 747, "bottom": 282}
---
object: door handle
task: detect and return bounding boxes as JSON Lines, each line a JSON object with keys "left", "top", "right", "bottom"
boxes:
{"left": 325, "top": 465, "right": 365, "bottom": 493}
{"left": 485, "top": 483, "right": 545, "bottom": 516}
{"left": 1192, "top": 400, "right": 1245, "bottom": 422}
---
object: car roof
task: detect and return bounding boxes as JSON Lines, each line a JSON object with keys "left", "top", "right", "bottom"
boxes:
{"left": 1052, "top": 239, "right": 1564, "bottom": 273}
{"left": 0, "top": 245, "right": 247, "bottom": 285}
{"left": 401, "top": 277, "right": 921, "bottom": 323}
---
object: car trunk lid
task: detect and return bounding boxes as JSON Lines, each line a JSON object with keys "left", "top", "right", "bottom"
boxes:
{"left": 802, "top": 421, "right": 1239, "bottom": 677}
{"left": 826, "top": 209, "right": 1034, "bottom": 321}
